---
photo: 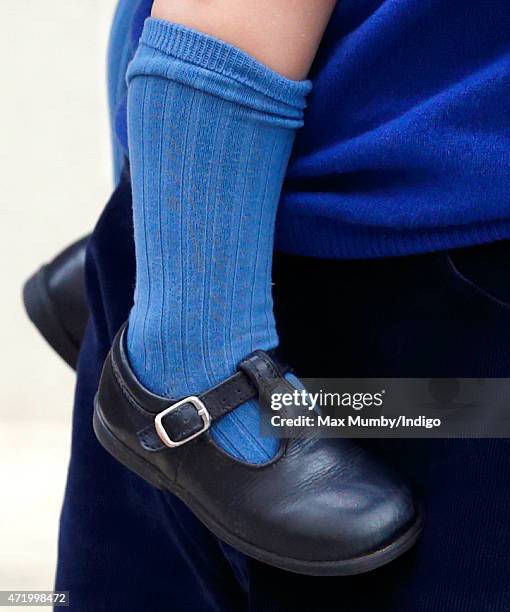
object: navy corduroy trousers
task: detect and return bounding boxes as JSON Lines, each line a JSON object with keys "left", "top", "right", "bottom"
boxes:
{"left": 55, "top": 173, "right": 510, "bottom": 611}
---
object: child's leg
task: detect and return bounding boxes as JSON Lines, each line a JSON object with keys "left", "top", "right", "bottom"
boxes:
{"left": 152, "top": 0, "right": 336, "bottom": 80}
{"left": 126, "top": 1, "right": 335, "bottom": 463}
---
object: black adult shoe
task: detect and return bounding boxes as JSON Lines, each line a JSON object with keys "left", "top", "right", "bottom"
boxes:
{"left": 94, "top": 323, "right": 422, "bottom": 576}
{"left": 23, "top": 236, "right": 89, "bottom": 369}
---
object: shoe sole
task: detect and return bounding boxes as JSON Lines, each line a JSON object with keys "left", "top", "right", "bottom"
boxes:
{"left": 93, "top": 400, "right": 423, "bottom": 576}
{"left": 23, "top": 268, "right": 79, "bottom": 369}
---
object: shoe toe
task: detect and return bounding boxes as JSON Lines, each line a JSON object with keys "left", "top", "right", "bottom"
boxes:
{"left": 261, "top": 438, "right": 420, "bottom": 566}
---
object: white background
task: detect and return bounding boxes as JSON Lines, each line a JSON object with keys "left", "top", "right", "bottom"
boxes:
{"left": 0, "top": 0, "right": 119, "bottom": 597}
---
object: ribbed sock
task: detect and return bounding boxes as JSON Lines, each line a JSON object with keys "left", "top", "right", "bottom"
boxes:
{"left": 126, "top": 19, "right": 311, "bottom": 463}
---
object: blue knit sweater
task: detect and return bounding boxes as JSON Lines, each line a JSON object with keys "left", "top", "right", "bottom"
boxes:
{"left": 115, "top": 0, "right": 510, "bottom": 259}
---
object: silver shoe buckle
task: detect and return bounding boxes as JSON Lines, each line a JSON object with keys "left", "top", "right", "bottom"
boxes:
{"left": 155, "top": 396, "right": 211, "bottom": 448}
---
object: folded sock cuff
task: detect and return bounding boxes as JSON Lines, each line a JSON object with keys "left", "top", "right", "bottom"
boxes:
{"left": 127, "top": 18, "right": 312, "bottom": 124}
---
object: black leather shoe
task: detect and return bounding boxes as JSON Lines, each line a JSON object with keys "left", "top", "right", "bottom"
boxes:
{"left": 94, "top": 324, "right": 422, "bottom": 576}
{"left": 23, "top": 236, "right": 89, "bottom": 369}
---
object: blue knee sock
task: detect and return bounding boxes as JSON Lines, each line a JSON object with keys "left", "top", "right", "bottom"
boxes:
{"left": 126, "top": 19, "right": 311, "bottom": 463}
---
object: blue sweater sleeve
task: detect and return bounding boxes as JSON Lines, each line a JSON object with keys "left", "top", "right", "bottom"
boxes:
{"left": 276, "top": 0, "right": 510, "bottom": 258}
{"left": 114, "top": 0, "right": 510, "bottom": 259}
